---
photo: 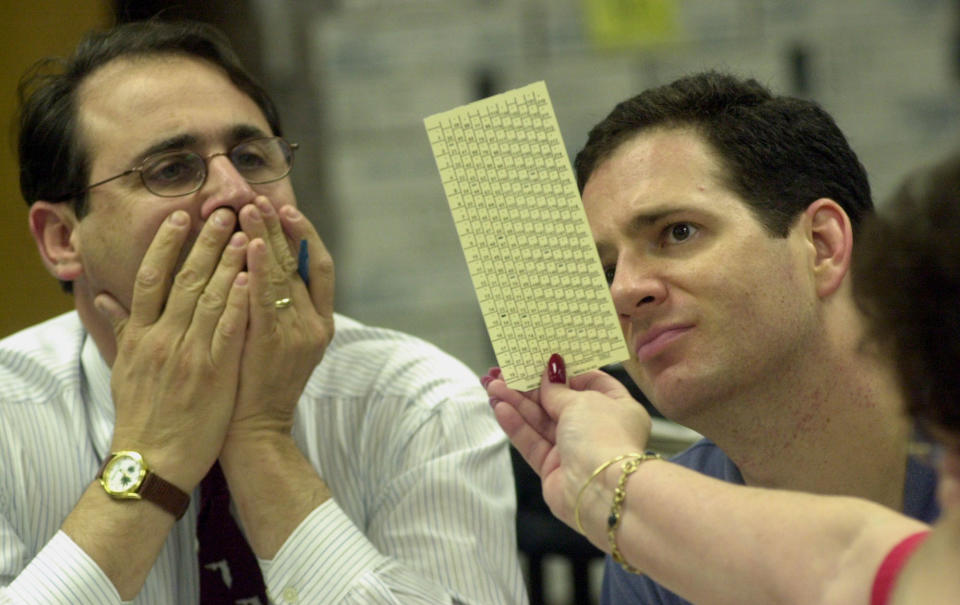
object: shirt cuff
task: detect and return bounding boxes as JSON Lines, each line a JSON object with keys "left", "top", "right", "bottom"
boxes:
{"left": 261, "top": 500, "right": 386, "bottom": 605}
{"left": 2, "top": 531, "right": 125, "bottom": 605}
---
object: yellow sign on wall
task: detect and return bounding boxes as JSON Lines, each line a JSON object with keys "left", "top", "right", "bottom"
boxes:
{"left": 582, "top": 0, "right": 680, "bottom": 50}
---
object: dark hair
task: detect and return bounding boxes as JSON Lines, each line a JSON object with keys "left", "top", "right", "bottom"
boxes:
{"left": 853, "top": 151, "right": 960, "bottom": 434}
{"left": 17, "top": 19, "right": 282, "bottom": 218}
{"left": 573, "top": 71, "right": 873, "bottom": 237}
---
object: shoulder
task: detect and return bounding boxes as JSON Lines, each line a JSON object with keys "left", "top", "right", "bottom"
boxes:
{"left": 903, "top": 456, "right": 941, "bottom": 523}
{"left": 0, "top": 313, "right": 87, "bottom": 497}
{"left": 0, "top": 312, "right": 85, "bottom": 404}
{"left": 668, "top": 438, "right": 745, "bottom": 483}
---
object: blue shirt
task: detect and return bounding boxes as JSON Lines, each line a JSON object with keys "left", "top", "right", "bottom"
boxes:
{"left": 600, "top": 438, "right": 941, "bottom": 605}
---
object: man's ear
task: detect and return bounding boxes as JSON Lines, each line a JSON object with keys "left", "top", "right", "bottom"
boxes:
{"left": 802, "top": 198, "right": 853, "bottom": 298}
{"left": 28, "top": 201, "right": 83, "bottom": 282}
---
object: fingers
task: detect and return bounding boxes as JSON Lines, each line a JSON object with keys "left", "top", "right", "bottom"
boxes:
{"left": 239, "top": 197, "right": 292, "bottom": 302}
{"left": 539, "top": 353, "right": 578, "bottom": 419}
{"left": 188, "top": 231, "right": 249, "bottom": 345}
{"left": 492, "top": 401, "right": 555, "bottom": 479}
{"left": 93, "top": 291, "right": 130, "bottom": 338}
{"left": 569, "top": 369, "right": 632, "bottom": 399}
{"left": 258, "top": 197, "right": 299, "bottom": 276}
{"left": 210, "top": 271, "right": 250, "bottom": 364}
{"left": 245, "top": 237, "right": 280, "bottom": 335}
{"left": 479, "top": 366, "right": 502, "bottom": 388}
{"left": 238, "top": 199, "right": 334, "bottom": 321}
{"left": 127, "top": 210, "right": 192, "bottom": 328}
{"left": 546, "top": 353, "right": 567, "bottom": 385}
{"left": 483, "top": 365, "right": 557, "bottom": 478}
{"left": 163, "top": 208, "right": 238, "bottom": 325}
{"left": 278, "top": 204, "right": 334, "bottom": 319}
{"left": 485, "top": 369, "right": 557, "bottom": 443}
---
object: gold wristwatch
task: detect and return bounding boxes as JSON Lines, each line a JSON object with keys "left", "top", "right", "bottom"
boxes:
{"left": 98, "top": 451, "right": 190, "bottom": 519}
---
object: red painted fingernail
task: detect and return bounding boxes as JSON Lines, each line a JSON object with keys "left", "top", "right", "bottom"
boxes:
{"left": 480, "top": 375, "right": 493, "bottom": 388}
{"left": 490, "top": 367, "right": 502, "bottom": 379}
{"left": 547, "top": 353, "right": 566, "bottom": 384}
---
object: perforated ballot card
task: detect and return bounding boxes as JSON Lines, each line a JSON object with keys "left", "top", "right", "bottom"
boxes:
{"left": 424, "top": 81, "right": 629, "bottom": 390}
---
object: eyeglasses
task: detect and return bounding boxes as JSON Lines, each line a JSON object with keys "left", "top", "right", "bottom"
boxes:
{"left": 70, "top": 136, "right": 298, "bottom": 199}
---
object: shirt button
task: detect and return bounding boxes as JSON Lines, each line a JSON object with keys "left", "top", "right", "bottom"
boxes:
{"left": 282, "top": 586, "right": 299, "bottom": 603}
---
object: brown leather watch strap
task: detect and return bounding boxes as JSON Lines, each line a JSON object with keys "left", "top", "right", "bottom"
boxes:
{"left": 139, "top": 472, "right": 191, "bottom": 519}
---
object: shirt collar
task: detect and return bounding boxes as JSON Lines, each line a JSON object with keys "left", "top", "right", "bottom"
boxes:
{"left": 80, "top": 331, "right": 115, "bottom": 464}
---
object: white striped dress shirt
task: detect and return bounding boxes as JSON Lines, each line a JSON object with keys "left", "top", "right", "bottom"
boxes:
{"left": 0, "top": 312, "right": 527, "bottom": 604}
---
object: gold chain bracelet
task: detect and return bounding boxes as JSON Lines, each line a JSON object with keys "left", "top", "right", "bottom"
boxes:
{"left": 574, "top": 452, "right": 646, "bottom": 534}
{"left": 608, "top": 451, "right": 662, "bottom": 574}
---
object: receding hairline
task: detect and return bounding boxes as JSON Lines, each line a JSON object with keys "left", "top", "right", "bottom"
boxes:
{"left": 74, "top": 51, "right": 237, "bottom": 109}
{"left": 72, "top": 52, "right": 265, "bottom": 175}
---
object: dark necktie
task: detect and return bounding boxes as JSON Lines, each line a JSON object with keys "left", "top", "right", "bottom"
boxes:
{"left": 197, "top": 461, "right": 268, "bottom": 604}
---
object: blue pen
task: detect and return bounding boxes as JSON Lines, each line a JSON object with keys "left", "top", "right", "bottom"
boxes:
{"left": 297, "top": 239, "right": 310, "bottom": 287}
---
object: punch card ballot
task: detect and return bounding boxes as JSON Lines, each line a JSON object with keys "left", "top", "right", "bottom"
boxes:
{"left": 425, "top": 81, "right": 629, "bottom": 390}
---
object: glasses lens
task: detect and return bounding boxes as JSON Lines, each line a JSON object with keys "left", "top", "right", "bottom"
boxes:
{"left": 230, "top": 137, "right": 293, "bottom": 183}
{"left": 142, "top": 152, "right": 206, "bottom": 196}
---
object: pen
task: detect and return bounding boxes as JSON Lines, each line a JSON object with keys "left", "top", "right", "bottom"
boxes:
{"left": 297, "top": 239, "right": 310, "bottom": 287}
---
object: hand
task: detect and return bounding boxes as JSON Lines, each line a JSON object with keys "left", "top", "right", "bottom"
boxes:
{"left": 97, "top": 208, "right": 249, "bottom": 490}
{"left": 485, "top": 355, "right": 652, "bottom": 537}
{"left": 225, "top": 197, "right": 334, "bottom": 444}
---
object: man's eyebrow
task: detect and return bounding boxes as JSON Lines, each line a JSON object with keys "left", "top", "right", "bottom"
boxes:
{"left": 229, "top": 124, "right": 271, "bottom": 143}
{"left": 130, "top": 124, "right": 270, "bottom": 166}
{"left": 132, "top": 134, "right": 198, "bottom": 165}
{"left": 627, "top": 206, "right": 696, "bottom": 228}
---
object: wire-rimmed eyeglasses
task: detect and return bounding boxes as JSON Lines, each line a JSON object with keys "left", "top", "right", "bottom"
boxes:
{"left": 64, "top": 136, "right": 298, "bottom": 200}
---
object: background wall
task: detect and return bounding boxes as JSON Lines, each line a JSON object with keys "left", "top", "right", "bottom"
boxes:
{"left": 288, "top": 0, "right": 960, "bottom": 376}
{"left": 0, "top": 2, "right": 111, "bottom": 337}
{"left": 5, "top": 0, "right": 960, "bottom": 378}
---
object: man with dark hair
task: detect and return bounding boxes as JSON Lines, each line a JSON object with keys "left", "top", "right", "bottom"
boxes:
{"left": 484, "top": 145, "right": 960, "bottom": 605}
{"left": 1, "top": 20, "right": 526, "bottom": 604}
{"left": 495, "top": 71, "right": 938, "bottom": 604}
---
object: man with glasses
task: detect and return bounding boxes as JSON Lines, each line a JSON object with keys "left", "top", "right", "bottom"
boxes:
{"left": 61, "top": 137, "right": 299, "bottom": 201}
{"left": 1, "top": 19, "right": 526, "bottom": 605}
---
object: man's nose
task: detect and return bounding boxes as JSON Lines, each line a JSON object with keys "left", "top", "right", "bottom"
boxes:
{"left": 198, "top": 154, "right": 256, "bottom": 220}
{"left": 609, "top": 256, "right": 667, "bottom": 320}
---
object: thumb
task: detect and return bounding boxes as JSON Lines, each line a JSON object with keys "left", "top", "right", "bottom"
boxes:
{"left": 539, "top": 353, "right": 574, "bottom": 418}
{"left": 93, "top": 292, "right": 131, "bottom": 339}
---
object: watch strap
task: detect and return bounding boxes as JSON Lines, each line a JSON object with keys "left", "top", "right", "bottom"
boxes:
{"left": 139, "top": 471, "right": 191, "bottom": 520}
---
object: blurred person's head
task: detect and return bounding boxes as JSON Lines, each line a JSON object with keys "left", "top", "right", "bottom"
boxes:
{"left": 853, "top": 150, "right": 960, "bottom": 510}
{"left": 853, "top": 151, "right": 960, "bottom": 437}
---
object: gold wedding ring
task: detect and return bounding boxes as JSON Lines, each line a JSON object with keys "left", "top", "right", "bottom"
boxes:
{"left": 274, "top": 297, "right": 292, "bottom": 309}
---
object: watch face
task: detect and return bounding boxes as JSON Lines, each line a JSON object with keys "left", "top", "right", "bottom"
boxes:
{"left": 102, "top": 453, "right": 146, "bottom": 497}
